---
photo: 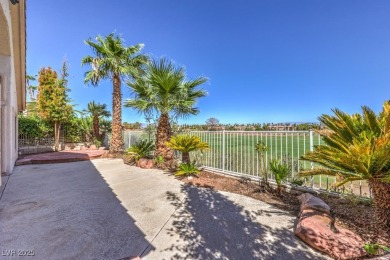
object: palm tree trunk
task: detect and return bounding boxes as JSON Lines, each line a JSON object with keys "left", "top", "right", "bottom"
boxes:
{"left": 369, "top": 179, "right": 390, "bottom": 232}
{"left": 93, "top": 115, "right": 99, "bottom": 141}
{"left": 110, "top": 74, "right": 124, "bottom": 153}
{"left": 182, "top": 152, "right": 190, "bottom": 164}
{"left": 155, "top": 113, "right": 174, "bottom": 161}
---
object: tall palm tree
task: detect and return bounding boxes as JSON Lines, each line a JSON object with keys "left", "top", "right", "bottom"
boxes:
{"left": 26, "top": 74, "right": 38, "bottom": 101}
{"left": 125, "top": 58, "right": 207, "bottom": 162}
{"left": 83, "top": 101, "right": 111, "bottom": 141}
{"left": 81, "top": 33, "right": 148, "bottom": 153}
{"left": 300, "top": 101, "right": 390, "bottom": 231}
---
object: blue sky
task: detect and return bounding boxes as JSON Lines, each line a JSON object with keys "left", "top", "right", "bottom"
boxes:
{"left": 27, "top": 0, "right": 390, "bottom": 125}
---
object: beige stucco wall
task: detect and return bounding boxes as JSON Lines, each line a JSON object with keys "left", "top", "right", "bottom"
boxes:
{"left": 0, "top": 0, "right": 26, "bottom": 185}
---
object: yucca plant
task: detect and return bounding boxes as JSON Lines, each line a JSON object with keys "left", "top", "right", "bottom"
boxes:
{"left": 175, "top": 162, "right": 200, "bottom": 177}
{"left": 255, "top": 141, "right": 268, "bottom": 183}
{"left": 300, "top": 101, "right": 390, "bottom": 231}
{"left": 269, "top": 158, "right": 289, "bottom": 194}
{"left": 166, "top": 135, "right": 209, "bottom": 164}
{"left": 127, "top": 139, "right": 155, "bottom": 161}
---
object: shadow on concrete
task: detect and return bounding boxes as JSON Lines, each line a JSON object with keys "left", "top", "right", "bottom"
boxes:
{"left": 165, "top": 184, "right": 327, "bottom": 260}
{"left": 0, "top": 160, "right": 153, "bottom": 259}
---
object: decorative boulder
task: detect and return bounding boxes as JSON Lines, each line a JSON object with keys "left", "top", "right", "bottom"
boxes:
{"left": 295, "top": 193, "right": 367, "bottom": 260}
{"left": 297, "top": 193, "right": 330, "bottom": 214}
{"left": 137, "top": 158, "right": 155, "bottom": 169}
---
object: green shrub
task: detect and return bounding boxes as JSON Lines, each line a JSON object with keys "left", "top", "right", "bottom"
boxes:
{"left": 363, "top": 243, "right": 390, "bottom": 255}
{"left": 18, "top": 114, "right": 52, "bottom": 138}
{"left": 93, "top": 139, "right": 102, "bottom": 147}
{"left": 175, "top": 162, "right": 200, "bottom": 177}
{"left": 62, "top": 117, "right": 87, "bottom": 142}
{"left": 127, "top": 139, "right": 155, "bottom": 161}
{"left": 290, "top": 178, "right": 305, "bottom": 186}
{"left": 269, "top": 158, "right": 289, "bottom": 193}
{"left": 155, "top": 155, "right": 164, "bottom": 167}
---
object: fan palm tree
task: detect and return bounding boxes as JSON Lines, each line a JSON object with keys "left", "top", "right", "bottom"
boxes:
{"left": 166, "top": 135, "right": 209, "bottom": 164}
{"left": 26, "top": 74, "right": 38, "bottom": 101}
{"left": 300, "top": 101, "right": 390, "bottom": 231}
{"left": 83, "top": 101, "right": 111, "bottom": 141}
{"left": 125, "top": 58, "right": 207, "bottom": 162}
{"left": 81, "top": 33, "right": 148, "bottom": 153}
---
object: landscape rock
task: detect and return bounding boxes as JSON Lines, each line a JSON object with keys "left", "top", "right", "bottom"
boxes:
{"left": 137, "top": 158, "right": 155, "bottom": 169}
{"left": 297, "top": 193, "right": 330, "bottom": 214}
{"left": 295, "top": 198, "right": 367, "bottom": 260}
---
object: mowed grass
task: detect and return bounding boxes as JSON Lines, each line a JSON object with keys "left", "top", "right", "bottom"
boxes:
{"left": 191, "top": 131, "right": 370, "bottom": 196}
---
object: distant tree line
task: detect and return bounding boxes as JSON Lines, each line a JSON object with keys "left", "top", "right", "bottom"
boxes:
{"left": 122, "top": 120, "right": 321, "bottom": 131}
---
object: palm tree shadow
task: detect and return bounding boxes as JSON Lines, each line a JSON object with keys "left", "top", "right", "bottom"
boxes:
{"left": 165, "top": 184, "right": 328, "bottom": 260}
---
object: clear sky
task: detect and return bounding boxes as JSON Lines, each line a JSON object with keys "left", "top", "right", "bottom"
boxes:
{"left": 26, "top": 0, "right": 390, "bottom": 125}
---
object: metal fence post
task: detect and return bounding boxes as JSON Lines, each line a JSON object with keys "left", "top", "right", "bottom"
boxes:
{"left": 222, "top": 130, "right": 225, "bottom": 173}
{"left": 128, "top": 132, "right": 131, "bottom": 149}
{"left": 309, "top": 129, "right": 314, "bottom": 188}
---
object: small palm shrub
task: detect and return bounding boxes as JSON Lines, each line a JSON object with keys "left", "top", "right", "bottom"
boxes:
{"left": 300, "top": 101, "right": 390, "bottom": 231}
{"left": 175, "top": 162, "right": 200, "bottom": 177}
{"left": 269, "top": 159, "right": 289, "bottom": 194}
{"left": 127, "top": 139, "right": 155, "bottom": 161}
{"left": 166, "top": 135, "right": 209, "bottom": 164}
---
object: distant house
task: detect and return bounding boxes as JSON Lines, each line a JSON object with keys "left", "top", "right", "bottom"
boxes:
{"left": 0, "top": 0, "right": 26, "bottom": 184}
{"left": 268, "top": 124, "right": 295, "bottom": 131}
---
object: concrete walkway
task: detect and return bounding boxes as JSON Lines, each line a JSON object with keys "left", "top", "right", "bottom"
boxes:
{"left": 0, "top": 159, "right": 329, "bottom": 260}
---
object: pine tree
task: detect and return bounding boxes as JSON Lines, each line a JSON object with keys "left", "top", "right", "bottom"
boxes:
{"left": 36, "top": 63, "right": 73, "bottom": 151}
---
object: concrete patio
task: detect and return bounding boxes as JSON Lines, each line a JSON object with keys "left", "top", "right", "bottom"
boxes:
{"left": 0, "top": 159, "right": 329, "bottom": 259}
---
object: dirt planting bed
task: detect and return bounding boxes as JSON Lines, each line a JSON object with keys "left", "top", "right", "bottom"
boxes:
{"left": 180, "top": 171, "right": 390, "bottom": 248}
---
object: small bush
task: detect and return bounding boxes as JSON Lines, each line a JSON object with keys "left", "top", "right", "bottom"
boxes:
{"left": 343, "top": 193, "right": 373, "bottom": 206}
{"left": 175, "top": 162, "right": 200, "bottom": 177}
{"left": 127, "top": 139, "right": 155, "bottom": 161}
{"left": 269, "top": 158, "right": 289, "bottom": 193}
{"left": 123, "top": 154, "right": 137, "bottom": 165}
{"left": 290, "top": 178, "right": 305, "bottom": 186}
{"left": 363, "top": 243, "right": 390, "bottom": 255}
{"left": 18, "top": 115, "right": 52, "bottom": 138}
{"left": 155, "top": 155, "right": 164, "bottom": 167}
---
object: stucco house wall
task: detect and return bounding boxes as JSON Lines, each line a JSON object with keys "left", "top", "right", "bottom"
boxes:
{"left": 0, "top": 0, "right": 26, "bottom": 186}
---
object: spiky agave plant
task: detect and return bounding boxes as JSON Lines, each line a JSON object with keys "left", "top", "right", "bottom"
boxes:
{"left": 300, "top": 101, "right": 390, "bottom": 231}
